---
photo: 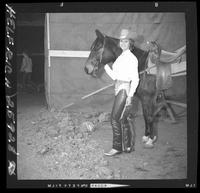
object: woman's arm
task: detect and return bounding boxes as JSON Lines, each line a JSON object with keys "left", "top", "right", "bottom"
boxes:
{"left": 128, "top": 79, "right": 139, "bottom": 97}
{"left": 104, "top": 64, "right": 116, "bottom": 80}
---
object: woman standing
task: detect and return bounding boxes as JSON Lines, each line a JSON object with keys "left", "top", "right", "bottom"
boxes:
{"left": 104, "top": 29, "right": 139, "bottom": 156}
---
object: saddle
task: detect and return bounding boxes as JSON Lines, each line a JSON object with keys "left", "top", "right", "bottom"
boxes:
{"left": 156, "top": 61, "right": 172, "bottom": 90}
{"left": 150, "top": 44, "right": 186, "bottom": 91}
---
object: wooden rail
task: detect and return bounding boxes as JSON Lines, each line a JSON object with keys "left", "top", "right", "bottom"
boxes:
{"left": 165, "top": 100, "right": 187, "bottom": 108}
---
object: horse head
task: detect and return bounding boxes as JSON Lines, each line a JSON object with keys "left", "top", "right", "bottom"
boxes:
{"left": 84, "top": 29, "right": 121, "bottom": 77}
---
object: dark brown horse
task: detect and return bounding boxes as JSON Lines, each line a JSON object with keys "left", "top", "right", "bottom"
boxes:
{"left": 84, "top": 29, "right": 185, "bottom": 148}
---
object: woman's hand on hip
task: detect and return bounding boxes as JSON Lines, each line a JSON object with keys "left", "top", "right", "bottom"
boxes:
{"left": 126, "top": 96, "right": 132, "bottom": 106}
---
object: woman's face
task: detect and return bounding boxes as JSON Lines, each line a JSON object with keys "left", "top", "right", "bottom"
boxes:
{"left": 119, "top": 38, "right": 130, "bottom": 51}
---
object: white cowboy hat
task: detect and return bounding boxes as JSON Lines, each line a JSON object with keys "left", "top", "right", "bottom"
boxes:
{"left": 119, "top": 29, "right": 137, "bottom": 40}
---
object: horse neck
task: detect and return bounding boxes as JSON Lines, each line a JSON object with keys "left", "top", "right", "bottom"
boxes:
{"left": 105, "top": 37, "right": 122, "bottom": 63}
{"left": 132, "top": 47, "right": 149, "bottom": 72}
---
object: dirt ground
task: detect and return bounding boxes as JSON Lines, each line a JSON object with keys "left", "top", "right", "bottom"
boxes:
{"left": 17, "top": 90, "right": 187, "bottom": 180}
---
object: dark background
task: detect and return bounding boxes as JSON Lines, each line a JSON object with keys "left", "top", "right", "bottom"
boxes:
{"left": 16, "top": 14, "right": 45, "bottom": 85}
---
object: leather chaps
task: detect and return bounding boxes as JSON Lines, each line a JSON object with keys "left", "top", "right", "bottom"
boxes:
{"left": 110, "top": 89, "right": 135, "bottom": 152}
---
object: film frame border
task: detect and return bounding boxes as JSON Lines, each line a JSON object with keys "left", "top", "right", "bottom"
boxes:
{"left": 5, "top": 1, "right": 198, "bottom": 189}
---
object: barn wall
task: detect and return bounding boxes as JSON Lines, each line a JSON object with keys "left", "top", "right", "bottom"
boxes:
{"left": 45, "top": 13, "right": 186, "bottom": 111}
{"left": 48, "top": 13, "right": 186, "bottom": 51}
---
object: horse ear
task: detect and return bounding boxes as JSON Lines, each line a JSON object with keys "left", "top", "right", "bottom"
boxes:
{"left": 95, "top": 29, "right": 104, "bottom": 39}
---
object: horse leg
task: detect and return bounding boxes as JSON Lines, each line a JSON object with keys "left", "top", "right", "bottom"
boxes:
{"left": 140, "top": 92, "right": 152, "bottom": 139}
{"left": 141, "top": 102, "right": 151, "bottom": 143}
{"left": 156, "top": 91, "right": 176, "bottom": 123}
{"left": 141, "top": 94, "right": 158, "bottom": 148}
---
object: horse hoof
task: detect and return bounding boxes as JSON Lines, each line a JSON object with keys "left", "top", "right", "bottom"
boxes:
{"left": 142, "top": 136, "right": 149, "bottom": 143}
{"left": 144, "top": 143, "right": 154, "bottom": 149}
{"left": 143, "top": 138, "right": 154, "bottom": 149}
{"left": 152, "top": 136, "right": 157, "bottom": 143}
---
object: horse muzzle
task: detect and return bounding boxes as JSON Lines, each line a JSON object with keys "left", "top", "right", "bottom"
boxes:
{"left": 84, "top": 63, "right": 98, "bottom": 77}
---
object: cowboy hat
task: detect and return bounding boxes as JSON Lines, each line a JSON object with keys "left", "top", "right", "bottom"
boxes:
{"left": 119, "top": 29, "right": 137, "bottom": 40}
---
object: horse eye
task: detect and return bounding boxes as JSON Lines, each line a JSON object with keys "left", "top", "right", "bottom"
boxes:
{"left": 90, "top": 43, "right": 95, "bottom": 50}
{"left": 91, "top": 44, "right": 101, "bottom": 52}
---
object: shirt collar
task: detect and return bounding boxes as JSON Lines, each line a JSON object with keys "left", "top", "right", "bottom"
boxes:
{"left": 121, "top": 49, "right": 131, "bottom": 56}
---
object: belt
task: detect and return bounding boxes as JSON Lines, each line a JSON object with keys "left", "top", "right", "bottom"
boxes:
{"left": 114, "top": 80, "right": 131, "bottom": 96}
{"left": 115, "top": 80, "right": 131, "bottom": 84}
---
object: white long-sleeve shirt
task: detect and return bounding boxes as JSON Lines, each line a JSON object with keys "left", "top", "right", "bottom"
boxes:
{"left": 104, "top": 49, "right": 139, "bottom": 97}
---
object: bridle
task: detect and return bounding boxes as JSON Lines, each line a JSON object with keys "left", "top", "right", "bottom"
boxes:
{"left": 91, "top": 34, "right": 106, "bottom": 72}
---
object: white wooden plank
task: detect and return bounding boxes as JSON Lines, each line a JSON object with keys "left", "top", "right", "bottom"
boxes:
{"left": 49, "top": 50, "right": 90, "bottom": 58}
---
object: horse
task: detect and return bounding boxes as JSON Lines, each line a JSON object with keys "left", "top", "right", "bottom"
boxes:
{"left": 84, "top": 29, "right": 185, "bottom": 149}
